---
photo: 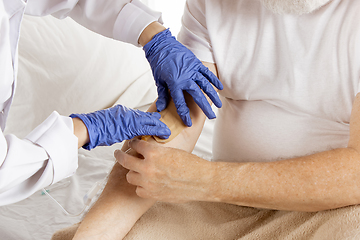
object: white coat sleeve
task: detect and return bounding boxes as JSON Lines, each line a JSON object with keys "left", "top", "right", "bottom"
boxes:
{"left": 25, "top": 0, "right": 163, "bottom": 46}
{"left": 0, "top": 112, "right": 78, "bottom": 206}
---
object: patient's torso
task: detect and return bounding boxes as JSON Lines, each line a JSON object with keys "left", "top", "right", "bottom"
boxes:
{"left": 204, "top": 0, "right": 360, "bottom": 162}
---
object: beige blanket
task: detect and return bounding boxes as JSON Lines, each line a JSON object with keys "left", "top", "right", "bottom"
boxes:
{"left": 52, "top": 202, "right": 360, "bottom": 240}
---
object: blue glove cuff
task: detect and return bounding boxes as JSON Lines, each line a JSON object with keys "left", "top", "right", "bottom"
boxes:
{"left": 143, "top": 28, "right": 173, "bottom": 56}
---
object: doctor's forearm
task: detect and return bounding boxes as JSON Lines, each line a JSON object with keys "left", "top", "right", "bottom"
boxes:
{"left": 72, "top": 117, "right": 90, "bottom": 149}
{"left": 138, "top": 21, "right": 166, "bottom": 46}
{"left": 210, "top": 147, "right": 360, "bottom": 212}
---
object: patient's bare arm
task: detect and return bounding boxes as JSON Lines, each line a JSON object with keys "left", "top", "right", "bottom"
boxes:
{"left": 71, "top": 62, "right": 217, "bottom": 240}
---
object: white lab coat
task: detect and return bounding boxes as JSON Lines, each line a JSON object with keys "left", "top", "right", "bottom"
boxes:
{"left": 0, "top": 0, "right": 161, "bottom": 206}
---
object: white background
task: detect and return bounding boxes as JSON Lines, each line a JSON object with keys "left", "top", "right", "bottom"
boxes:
{"left": 141, "top": 0, "right": 187, "bottom": 36}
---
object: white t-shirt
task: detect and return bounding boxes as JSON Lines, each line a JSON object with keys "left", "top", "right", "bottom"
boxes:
{"left": 178, "top": 0, "right": 360, "bottom": 162}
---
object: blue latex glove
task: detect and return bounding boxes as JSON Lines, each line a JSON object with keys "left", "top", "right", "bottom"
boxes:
{"left": 144, "top": 29, "right": 223, "bottom": 127}
{"left": 70, "top": 105, "right": 171, "bottom": 150}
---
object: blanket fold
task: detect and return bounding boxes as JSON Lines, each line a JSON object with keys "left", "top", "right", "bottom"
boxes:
{"left": 51, "top": 202, "right": 360, "bottom": 240}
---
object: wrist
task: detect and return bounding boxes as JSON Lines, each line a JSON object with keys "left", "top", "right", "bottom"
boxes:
{"left": 207, "top": 161, "right": 235, "bottom": 203}
{"left": 194, "top": 160, "right": 223, "bottom": 202}
{"left": 139, "top": 21, "right": 166, "bottom": 46}
{"left": 72, "top": 117, "right": 90, "bottom": 149}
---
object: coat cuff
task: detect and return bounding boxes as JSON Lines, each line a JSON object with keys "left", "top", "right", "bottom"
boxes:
{"left": 25, "top": 111, "right": 78, "bottom": 184}
{"left": 113, "top": 0, "right": 163, "bottom": 46}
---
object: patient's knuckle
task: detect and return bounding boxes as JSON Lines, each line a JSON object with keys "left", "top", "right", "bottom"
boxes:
{"left": 146, "top": 166, "right": 160, "bottom": 180}
{"left": 146, "top": 148, "right": 157, "bottom": 160}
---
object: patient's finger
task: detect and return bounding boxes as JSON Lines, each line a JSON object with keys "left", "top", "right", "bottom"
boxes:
{"left": 128, "top": 139, "right": 152, "bottom": 157}
{"left": 114, "top": 149, "right": 143, "bottom": 173}
{"left": 135, "top": 186, "right": 150, "bottom": 199}
{"left": 126, "top": 170, "right": 143, "bottom": 187}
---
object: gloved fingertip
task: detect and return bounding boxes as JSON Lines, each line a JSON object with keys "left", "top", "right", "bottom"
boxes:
{"left": 215, "top": 79, "right": 224, "bottom": 90}
{"left": 217, "top": 83, "right": 224, "bottom": 91}
{"left": 200, "top": 65, "right": 224, "bottom": 90}
{"left": 152, "top": 112, "right": 162, "bottom": 119}
{"left": 156, "top": 101, "right": 166, "bottom": 113}
{"left": 157, "top": 107, "right": 165, "bottom": 113}
{"left": 208, "top": 111, "right": 217, "bottom": 120}
{"left": 156, "top": 128, "right": 171, "bottom": 139}
{"left": 158, "top": 135, "right": 170, "bottom": 140}
{"left": 203, "top": 86, "right": 222, "bottom": 109}
{"left": 164, "top": 128, "right": 172, "bottom": 137}
{"left": 182, "top": 114, "right": 192, "bottom": 127}
{"left": 214, "top": 98, "right": 223, "bottom": 108}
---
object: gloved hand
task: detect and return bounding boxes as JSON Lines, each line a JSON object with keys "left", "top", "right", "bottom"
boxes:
{"left": 70, "top": 105, "right": 171, "bottom": 150}
{"left": 143, "top": 29, "right": 223, "bottom": 127}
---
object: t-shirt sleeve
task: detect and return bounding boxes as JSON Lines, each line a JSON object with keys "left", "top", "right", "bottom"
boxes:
{"left": 177, "top": 0, "right": 215, "bottom": 63}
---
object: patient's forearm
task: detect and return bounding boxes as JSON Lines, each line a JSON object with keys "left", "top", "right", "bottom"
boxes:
{"left": 73, "top": 95, "right": 208, "bottom": 239}
{"left": 211, "top": 94, "right": 360, "bottom": 212}
{"left": 212, "top": 147, "right": 360, "bottom": 212}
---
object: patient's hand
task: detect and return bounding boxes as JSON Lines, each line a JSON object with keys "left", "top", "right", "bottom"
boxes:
{"left": 116, "top": 139, "right": 214, "bottom": 203}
